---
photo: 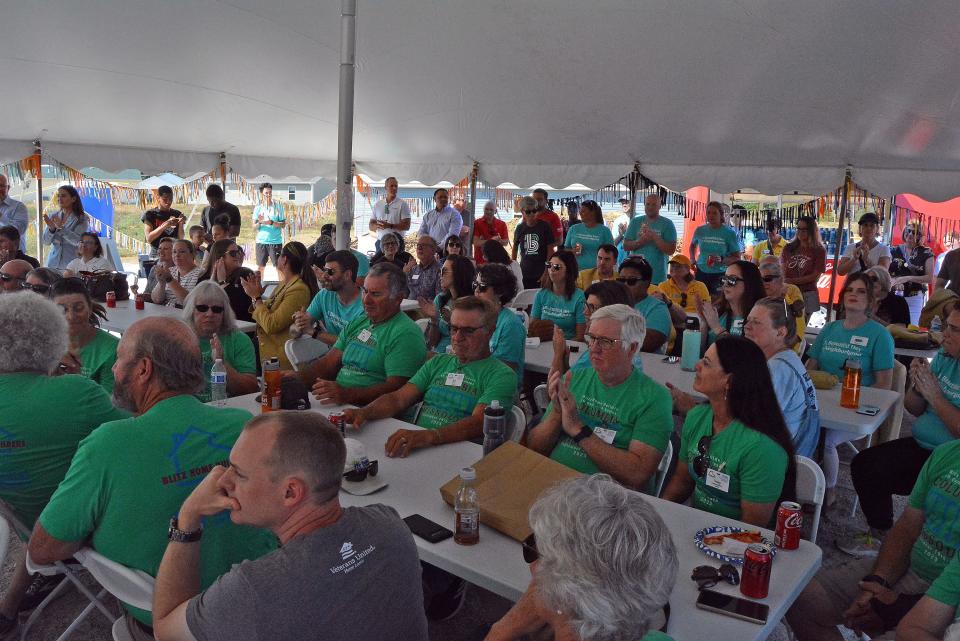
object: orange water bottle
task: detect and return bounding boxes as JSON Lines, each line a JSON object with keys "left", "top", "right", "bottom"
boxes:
{"left": 840, "top": 359, "right": 862, "bottom": 409}
{"left": 261, "top": 358, "right": 282, "bottom": 413}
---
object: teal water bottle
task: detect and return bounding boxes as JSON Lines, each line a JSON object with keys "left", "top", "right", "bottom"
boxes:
{"left": 681, "top": 317, "right": 702, "bottom": 372}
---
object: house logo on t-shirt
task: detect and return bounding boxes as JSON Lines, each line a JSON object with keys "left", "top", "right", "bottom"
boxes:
{"left": 329, "top": 539, "right": 377, "bottom": 576}
{"left": 340, "top": 541, "right": 355, "bottom": 560}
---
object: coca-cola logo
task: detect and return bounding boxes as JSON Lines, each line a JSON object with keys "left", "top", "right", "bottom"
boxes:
{"left": 784, "top": 512, "right": 803, "bottom": 528}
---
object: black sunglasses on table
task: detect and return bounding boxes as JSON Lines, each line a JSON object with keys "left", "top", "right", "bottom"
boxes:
{"left": 343, "top": 457, "right": 378, "bottom": 482}
{"left": 693, "top": 435, "right": 713, "bottom": 478}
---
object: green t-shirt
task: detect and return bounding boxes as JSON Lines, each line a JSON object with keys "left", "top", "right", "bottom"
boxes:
{"left": 913, "top": 349, "right": 960, "bottom": 450}
{"left": 491, "top": 307, "right": 526, "bottom": 379}
{"left": 531, "top": 288, "right": 585, "bottom": 340}
{"left": 0, "top": 373, "right": 127, "bottom": 529}
{"left": 691, "top": 224, "right": 742, "bottom": 274}
{"left": 305, "top": 289, "right": 363, "bottom": 338}
{"left": 432, "top": 293, "right": 453, "bottom": 355}
{"left": 927, "top": 555, "right": 960, "bottom": 617}
{"left": 334, "top": 311, "right": 427, "bottom": 388}
{"left": 197, "top": 330, "right": 257, "bottom": 403}
{"left": 634, "top": 295, "right": 672, "bottom": 348}
{"left": 680, "top": 404, "right": 788, "bottom": 520}
{"left": 706, "top": 313, "right": 745, "bottom": 346}
{"left": 408, "top": 354, "right": 518, "bottom": 429}
{"left": 908, "top": 440, "right": 960, "bottom": 583}
{"left": 38, "top": 395, "right": 277, "bottom": 624}
{"left": 624, "top": 215, "right": 678, "bottom": 283}
{"left": 79, "top": 329, "right": 119, "bottom": 393}
{"left": 563, "top": 222, "right": 614, "bottom": 270}
{"left": 809, "top": 318, "right": 894, "bottom": 387}
{"left": 641, "top": 632, "right": 674, "bottom": 641}
{"left": 547, "top": 367, "right": 672, "bottom": 492}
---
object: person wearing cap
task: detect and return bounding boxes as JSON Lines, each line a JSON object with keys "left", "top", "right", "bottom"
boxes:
{"left": 837, "top": 212, "right": 892, "bottom": 276}
{"left": 654, "top": 254, "right": 710, "bottom": 321}
{"left": 528, "top": 304, "right": 672, "bottom": 493}
{"left": 751, "top": 218, "right": 788, "bottom": 263}
{"left": 152, "top": 411, "right": 429, "bottom": 641}
{"left": 689, "top": 201, "right": 743, "bottom": 294}
{"left": 623, "top": 193, "right": 678, "bottom": 284}
{"left": 305, "top": 262, "right": 427, "bottom": 406}
{"left": 575, "top": 243, "right": 619, "bottom": 291}
{"left": 341, "top": 296, "right": 517, "bottom": 458}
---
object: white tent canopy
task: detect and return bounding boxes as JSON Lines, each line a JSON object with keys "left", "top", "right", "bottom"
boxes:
{"left": 2, "top": 1, "right": 960, "bottom": 199}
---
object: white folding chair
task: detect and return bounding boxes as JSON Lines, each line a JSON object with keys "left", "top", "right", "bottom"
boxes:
{"left": 284, "top": 336, "right": 330, "bottom": 372}
{"left": 509, "top": 288, "right": 539, "bottom": 309}
{"left": 795, "top": 455, "right": 826, "bottom": 543}
{"left": 533, "top": 384, "right": 550, "bottom": 413}
{"left": 72, "top": 547, "right": 156, "bottom": 640}
{"left": 507, "top": 405, "right": 527, "bottom": 443}
{"left": 515, "top": 309, "right": 530, "bottom": 330}
{"left": 24, "top": 552, "right": 116, "bottom": 641}
{"left": 415, "top": 317, "right": 430, "bottom": 334}
{"left": 653, "top": 440, "right": 674, "bottom": 498}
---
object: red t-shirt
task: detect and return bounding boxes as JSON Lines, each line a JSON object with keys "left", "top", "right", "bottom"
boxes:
{"left": 537, "top": 210, "right": 564, "bottom": 246}
{"left": 473, "top": 217, "right": 509, "bottom": 263}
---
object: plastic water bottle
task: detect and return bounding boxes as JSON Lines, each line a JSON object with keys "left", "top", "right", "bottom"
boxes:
{"left": 210, "top": 359, "right": 227, "bottom": 407}
{"left": 454, "top": 467, "right": 480, "bottom": 545}
{"left": 482, "top": 400, "right": 507, "bottom": 455}
{"left": 681, "top": 316, "right": 702, "bottom": 372}
{"left": 931, "top": 315, "right": 943, "bottom": 333}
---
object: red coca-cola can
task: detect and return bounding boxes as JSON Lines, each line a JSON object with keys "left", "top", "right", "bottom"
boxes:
{"left": 135, "top": 294, "right": 145, "bottom": 310}
{"left": 329, "top": 412, "right": 346, "bottom": 436}
{"left": 741, "top": 543, "right": 773, "bottom": 599}
{"left": 775, "top": 501, "right": 803, "bottom": 550}
{"left": 105, "top": 291, "right": 116, "bottom": 308}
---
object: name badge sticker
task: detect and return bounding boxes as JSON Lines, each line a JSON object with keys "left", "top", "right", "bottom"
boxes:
{"left": 592, "top": 426, "right": 616, "bottom": 444}
{"left": 850, "top": 335, "right": 869, "bottom": 347}
{"left": 445, "top": 372, "right": 464, "bottom": 387}
{"left": 412, "top": 274, "right": 420, "bottom": 281}
{"left": 705, "top": 467, "right": 731, "bottom": 493}
{"left": 357, "top": 329, "right": 372, "bottom": 343}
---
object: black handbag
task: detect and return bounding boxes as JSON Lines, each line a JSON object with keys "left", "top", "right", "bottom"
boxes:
{"left": 78, "top": 271, "right": 130, "bottom": 302}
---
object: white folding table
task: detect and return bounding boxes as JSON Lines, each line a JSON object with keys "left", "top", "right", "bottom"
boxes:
{"left": 218, "top": 393, "right": 822, "bottom": 641}
{"left": 101, "top": 300, "right": 257, "bottom": 335}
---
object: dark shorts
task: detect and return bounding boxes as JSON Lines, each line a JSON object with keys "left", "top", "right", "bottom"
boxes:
{"left": 256, "top": 243, "right": 282, "bottom": 267}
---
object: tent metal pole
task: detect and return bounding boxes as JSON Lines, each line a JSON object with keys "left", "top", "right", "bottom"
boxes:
{"left": 219, "top": 152, "right": 227, "bottom": 190}
{"left": 335, "top": 0, "right": 357, "bottom": 251}
{"left": 467, "top": 161, "right": 478, "bottom": 252}
{"left": 33, "top": 140, "right": 43, "bottom": 261}
{"left": 826, "top": 168, "right": 852, "bottom": 321}
{"left": 629, "top": 162, "right": 640, "bottom": 216}
{"left": 882, "top": 196, "right": 894, "bottom": 244}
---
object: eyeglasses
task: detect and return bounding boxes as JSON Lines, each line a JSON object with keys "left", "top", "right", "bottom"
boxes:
{"left": 720, "top": 276, "right": 744, "bottom": 288}
{"left": 616, "top": 277, "right": 643, "bottom": 286}
{"left": 522, "top": 533, "right": 539, "bottom": 564}
{"left": 227, "top": 249, "right": 244, "bottom": 258}
{"left": 450, "top": 324, "right": 484, "bottom": 336}
{"left": 584, "top": 333, "right": 623, "bottom": 352}
{"left": 21, "top": 282, "right": 50, "bottom": 294}
{"left": 79, "top": 240, "right": 98, "bottom": 246}
{"left": 761, "top": 275, "right": 781, "bottom": 283}
{"left": 585, "top": 302, "right": 599, "bottom": 314}
{"left": 0, "top": 273, "right": 24, "bottom": 283}
{"left": 473, "top": 280, "right": 491, "bottom": 292}
{"left": 693, "top": 435, "right": 713, "bottom": 478}
{"left": 446, "top": 241, "right": 461, "bottom": 247}
{"left": 522, "top": 209, "right": 538, "bottom": 215}
{"left": 544, "top": 263, "right": 563, "bottom": 272}
{"left": 796, "top": 226, "right": 809, "bottom": 232}
{"left": 317, "top": 267, "right": 337, "bottom": 276}
{"left": 195, "top": 304, "right": 225, "bottom": 314}
{"left": 382, "top": 242, "right": 399, "bottom": 248}
{"left": 343, "top": 457, "right": 379, "bottom": 482}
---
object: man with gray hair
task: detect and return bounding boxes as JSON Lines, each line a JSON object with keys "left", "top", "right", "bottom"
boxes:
{"left": 419, "top": 188, "right": 463, "bottom": 245}
{"left": 487, "top": 475, "right": 677, "bottom": 641}
{"left": 512, "top": 195, "right": 556, "bottom": 289}
{"left": 152, "top": 411, "right": 428, "bottom": 641}
{"left": 29, "top": 317, "right": 276, "bottom": 640}
{"left": 404, "top": 235, "right": 441, "bottom": 301}
{"left": 528, "top": 304, "right": 672, "bottom": 493}
{"left": 305, "top": 262, "right": 427, "bottom": 406}
{"left": 0, "top": 292, "right": 126, "bottom": 636}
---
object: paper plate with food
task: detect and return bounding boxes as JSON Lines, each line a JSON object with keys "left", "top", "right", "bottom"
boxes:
{"left": 694, "top": 525, "right": 776, "bottom": 564}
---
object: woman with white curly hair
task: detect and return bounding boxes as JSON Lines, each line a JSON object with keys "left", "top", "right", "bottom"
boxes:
{"left": 0, "top": 292, "right": 126, "bottom": 635}
{"left": 486, "top": 475, "right": 677, "bottom": 641}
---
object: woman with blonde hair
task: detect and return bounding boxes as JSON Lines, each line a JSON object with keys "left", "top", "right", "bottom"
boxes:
{"left": 890, "top": 221, "right": 935, "bottom": 325}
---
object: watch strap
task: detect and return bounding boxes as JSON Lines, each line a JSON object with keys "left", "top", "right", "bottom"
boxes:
{"left": 572, "top": 425, "right": 593, "bottom": 444}
{"left": 168, "top": 516, "right": 203, "bottom": 543}
{"left": 861, "top": 573, "right": 892, "bottom": 590}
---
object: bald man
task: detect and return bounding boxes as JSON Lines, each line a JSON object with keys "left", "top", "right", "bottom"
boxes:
{"left": 29, "top": 318, "right": 276, "bottom": 640}
{"left": 0, "top": 259, "right": 31, "bottom": 293}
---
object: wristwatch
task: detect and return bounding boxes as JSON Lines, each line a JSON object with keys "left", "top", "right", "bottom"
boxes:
{"left": 168, "top": 516, "right": 203, "bottom": 543}
{"left": 861, "top": 574, "right": 892, "bottom": 590}
{"left": 572, "top": 425, "right": 593, "bottom": 444}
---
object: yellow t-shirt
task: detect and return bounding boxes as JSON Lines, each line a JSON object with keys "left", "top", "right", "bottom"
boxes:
{"left": 655, "top": 278, "right": 711, "bottom": 313}
{"left": 783, "top": 283, "right": 808, "bottom": 352}
{"left": 576, "top": 268, "right": 616, "bottom": 292}
{"left": 752, "top": 236, "right": 788, "bottom": 262}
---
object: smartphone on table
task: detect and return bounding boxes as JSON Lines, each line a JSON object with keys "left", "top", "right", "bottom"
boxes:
{"left": 695, "top": 588, "right": 768, "bottom": 624}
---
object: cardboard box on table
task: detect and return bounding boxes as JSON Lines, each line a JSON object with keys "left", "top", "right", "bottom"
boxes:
{"left": 440, "top": 441, "right": 582, "bottom": 542}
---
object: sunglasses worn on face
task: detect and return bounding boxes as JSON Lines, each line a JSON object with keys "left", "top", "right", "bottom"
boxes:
{"left": 693, "top": 435, "right": 712, "bottom": 478}
{"left": 227, "top": 249, "right": 244, "bottom": 258}
{"left": 21, "top": 282, "right": 50, "bottom": 294}
{"left": 761, "top": 275, "right": 781, "bottom": 283}
{"left": 617, "top": 277, "right": 642, "bottom": 286}
{"left": 545, "top": 263, "right": 563, "bottom": 272}
{"left": 721, "top": 276, "right": 744, "bottom": 287}
{"left": 522, "top": 209, "right": 538, "bottom": 215}
{"left": 195, "top": 304, "right": 224, "bottom": 314}
{"left": 522, "top": 533, "right": 538, "bottom": 564}
{"left": 447, "top": 241, "right": 461, "bottom": 247}
{"left": 0, "top": 273, "right": 23, "bottom": 283}
{"left": 318, "top": 267, "right": 337, "bottom": 276}
{"left": 343, "top": 457, "right": 378, "bottom": 482}
{"left": 473, "top": 281, "right": 491, "bottom": 292}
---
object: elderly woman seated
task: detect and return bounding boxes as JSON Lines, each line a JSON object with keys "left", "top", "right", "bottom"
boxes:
{"left": 487, "top": 475, "right": 677, "bottom": 641}
{"left": 864, "top": 265, "right": 910, "bottom": 326}
{"left": 181, "top": 281, "right": 259, "bottom": 402}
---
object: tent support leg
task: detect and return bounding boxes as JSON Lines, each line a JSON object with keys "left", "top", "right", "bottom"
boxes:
{"left": 219, "top": 152, "right": 227, "bottom": 190}
{"left": 33, "top": 140, "right": 43, "bottom": 262}
{"left": 335, "top": 0, "right": 357, "bottom": 251}
{"left": 467, "top": 161, "right": 478, "bottom": 251}
{"left": 826, "top": 167, "right": 852, "bottom": 321}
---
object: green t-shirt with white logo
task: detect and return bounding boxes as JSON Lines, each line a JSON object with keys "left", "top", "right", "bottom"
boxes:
{"left": 0, "top": 373, "right": 127, "bottom": 529}
{"left": 78, "top": 329, "right": 119, "bottom": 393}
{"left": 680, "top": 404, "right": 788, "bottom": 520}
{"left": 912, "top": 349, "right": 960, "bottom": 450}
{"left": 38, "top": 395, "right": 277, "bottom": 624}
{"left": 334, "top": 311, "right": 427, "bottom": 388}
{"left": 547, "top": 367, "right": 672, "bottom": 492}
{"left": 197, "top": 330, "right": 257, "bottom": 403}
{"left": 408, "top": 354, "right": 518, "bottom": 429}
{"left": 531, "top": 288, "right": 585, "bottom": 340}
{"left": 908, "top": 440, "right": 960, "bottom": 583}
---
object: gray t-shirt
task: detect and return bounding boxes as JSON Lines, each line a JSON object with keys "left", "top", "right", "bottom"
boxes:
{"left": 939, "top": 248, "right": 960, "bottom": 296}
{"left": 186, "top": 504, "right": 428, "bottom": 641}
